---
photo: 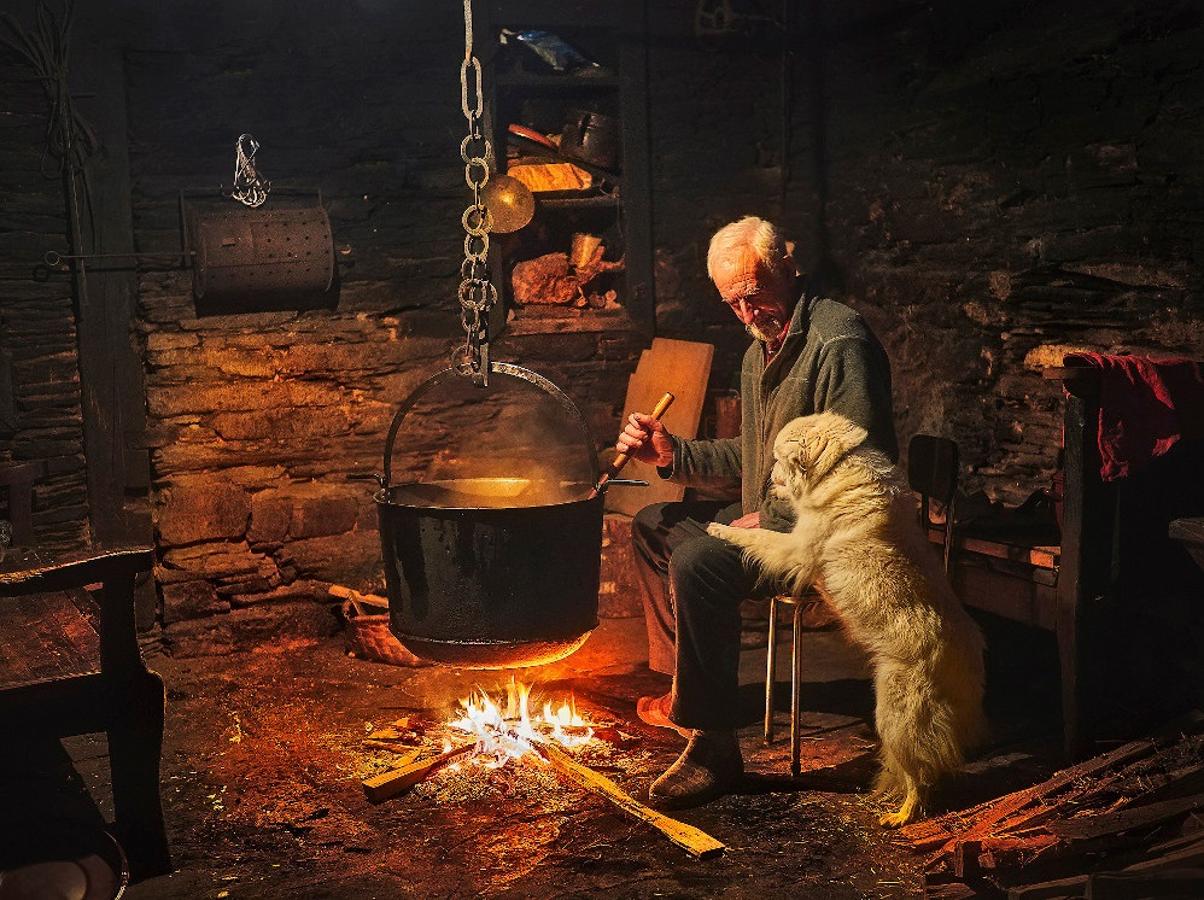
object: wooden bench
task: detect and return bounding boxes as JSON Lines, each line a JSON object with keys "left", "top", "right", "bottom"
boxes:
{"left": 928, "top": 527, "right": 1060, "bottom": 630}
{"left": 0, "top": 547, "right": 171, "bottom": 878}
{"left": 935, "top": 362, "right": 1204, "bottom": 759}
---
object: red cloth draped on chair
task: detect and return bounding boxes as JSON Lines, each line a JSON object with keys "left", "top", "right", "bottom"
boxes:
{"left": 1064, "top": 352, "right": 1204, "bottom": 482}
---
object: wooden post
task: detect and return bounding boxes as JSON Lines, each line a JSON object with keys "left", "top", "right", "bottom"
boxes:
{"left": 1058, "top": 370, "right": 1112, "bottom": 760}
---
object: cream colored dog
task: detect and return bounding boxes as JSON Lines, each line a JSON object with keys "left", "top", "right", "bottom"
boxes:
{"left": 707, "top": 411, "right": 986, "bottom": 826}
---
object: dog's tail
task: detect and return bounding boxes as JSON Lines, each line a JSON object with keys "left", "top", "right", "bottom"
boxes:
{"left": 948, "top": 614, "right": 989, "bottom": 752}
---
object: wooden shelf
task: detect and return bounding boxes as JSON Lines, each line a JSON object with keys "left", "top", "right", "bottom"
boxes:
{"left": 535, "top": 191, "right": 619, "bottom": 209}
{"left": 503, "top": 305, "right": 637, "bottom": 335}
{"left": 481, "top": 0, "right": 653, "bottom": 336}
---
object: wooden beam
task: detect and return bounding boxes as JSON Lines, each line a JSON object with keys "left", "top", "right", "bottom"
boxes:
{"left": 68, "top": 31, "right": 149, "bottom": 548}
{"left": 535, "top": 740, "right": 725, "bottom": 859}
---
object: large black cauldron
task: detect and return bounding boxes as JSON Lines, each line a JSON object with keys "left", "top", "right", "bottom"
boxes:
{"left": 375, "top": 364, "right": 603, "bottom": 668}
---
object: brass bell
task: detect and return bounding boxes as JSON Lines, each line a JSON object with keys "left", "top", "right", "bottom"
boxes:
{"left": 481, "top": 174, "right": 535, "bottom": 233}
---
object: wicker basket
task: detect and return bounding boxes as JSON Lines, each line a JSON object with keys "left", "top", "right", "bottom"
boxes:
{"left": 340, "top": 598, "right": 429, "bottom": 667}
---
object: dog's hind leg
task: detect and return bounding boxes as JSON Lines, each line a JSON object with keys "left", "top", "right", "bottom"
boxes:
{"left": 879, "top": 784, "right": 921, "bottom": 828}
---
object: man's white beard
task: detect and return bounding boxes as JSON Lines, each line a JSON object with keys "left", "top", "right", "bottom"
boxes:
{"left": 746, "top": 316, "right": 784, "bottom": 344}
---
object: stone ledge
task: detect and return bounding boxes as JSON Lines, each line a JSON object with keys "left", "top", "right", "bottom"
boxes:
{"left": 163, "top": 600, "right": 340, "bottom": 657}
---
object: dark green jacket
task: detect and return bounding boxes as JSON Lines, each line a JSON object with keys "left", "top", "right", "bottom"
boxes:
{"left": 666, "top": 289, "right": 897, "bottom": 532}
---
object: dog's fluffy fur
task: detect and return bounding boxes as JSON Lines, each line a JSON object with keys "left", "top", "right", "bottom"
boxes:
{"left": 707, "top": 412, "right": 986, "bottom": 826}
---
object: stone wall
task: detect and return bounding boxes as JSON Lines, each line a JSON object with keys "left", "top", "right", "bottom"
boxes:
{"left": 648, "top": 0, "right": 1204, "bottom": 505}
{"left": 121, "top": 2, "right": 645, "bottom": 649}
{"left": 0, "top": 66, "right": 90, "bottom": 552}
{"left": 28, "top": 0, "right": 1197, "bottom": 646}
{"left": 821, "top": 0, "right": 1204, "bottom": 503}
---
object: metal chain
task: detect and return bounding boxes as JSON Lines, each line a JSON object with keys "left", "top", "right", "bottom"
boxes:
{"left": 453, "top": 0, "right": 494, "bottom": 384}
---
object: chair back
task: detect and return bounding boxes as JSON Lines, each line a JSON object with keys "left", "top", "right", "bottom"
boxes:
{"left": 907, "top": 435, "right": 959, "bottom": 573}
{"left": 0, "top": 461, "right": 44, "bottom": 547}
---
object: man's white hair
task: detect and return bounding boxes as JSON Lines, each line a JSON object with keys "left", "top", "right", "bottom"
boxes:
{"left": 707, "top": 216, "right": 789, "bottom": 280}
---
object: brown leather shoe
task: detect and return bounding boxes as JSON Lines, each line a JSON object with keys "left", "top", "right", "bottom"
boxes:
{"left": 635, "top": 692, "right": 692, "bottom": 738}
{"left": 648, "top": 731, "right": 744, "bottom": 810}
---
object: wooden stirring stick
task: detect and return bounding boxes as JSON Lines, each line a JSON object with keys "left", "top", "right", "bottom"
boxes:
{"left": 590, "top": 391, "right": 675, "bottom": 498}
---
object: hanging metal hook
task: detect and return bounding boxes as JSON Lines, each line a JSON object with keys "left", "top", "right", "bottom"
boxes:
{"left": 231, "top": 133, "right": 270, "bottom": 208}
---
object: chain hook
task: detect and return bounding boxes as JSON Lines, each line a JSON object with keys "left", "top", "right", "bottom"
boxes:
{"left": 454, "top": 0, "right": 495, "bottom": 386}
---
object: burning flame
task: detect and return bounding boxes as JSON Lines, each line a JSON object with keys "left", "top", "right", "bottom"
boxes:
{"left": 449, "top": 678, "right": 593, "bottom": 767}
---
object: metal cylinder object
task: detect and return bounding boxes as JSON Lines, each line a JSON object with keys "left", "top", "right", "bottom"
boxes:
{"left": 186, "top": 203, "right": 334, "bottom": 306}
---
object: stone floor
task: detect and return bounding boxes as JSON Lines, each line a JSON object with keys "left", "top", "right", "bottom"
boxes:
{"left": 27, "top": 615, "right": 1063, "bottom": 898}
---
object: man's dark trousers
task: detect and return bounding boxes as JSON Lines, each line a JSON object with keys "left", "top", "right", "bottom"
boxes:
{"left": 631, "top": 499, "right": 786, "bottom": 731}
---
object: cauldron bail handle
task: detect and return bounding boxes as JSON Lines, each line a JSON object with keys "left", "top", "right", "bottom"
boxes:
{"left": 379, "top": 362, "right": 601, "bottom": 489}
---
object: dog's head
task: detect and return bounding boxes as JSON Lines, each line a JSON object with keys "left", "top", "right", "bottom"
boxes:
{"left": 771, "top": 412, "right": 869, "bottom": 498}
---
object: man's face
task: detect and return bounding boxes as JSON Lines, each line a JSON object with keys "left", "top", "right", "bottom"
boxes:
{"left": 712, "top": 247, "right": 794, "bottom": 344}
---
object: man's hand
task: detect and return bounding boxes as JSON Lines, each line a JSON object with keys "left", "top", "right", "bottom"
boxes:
{"left": 616, "top": 412, "right": 675, "bottom": 467}
{"left": 729, "top": 512, "right": 760, "bottom": 529}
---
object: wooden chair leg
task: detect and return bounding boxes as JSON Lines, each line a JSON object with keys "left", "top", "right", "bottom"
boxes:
{"left": 790, "top": 602, "right": 803, "bottom": 777}
{"left": 764, "top": 596, "right": 778, "bottom": 744}
{"left": 108, "top": 670, "right": 171, "bottom": 879}
{"left": 1056, "top": 601, "right": 1085, "bottom": 761}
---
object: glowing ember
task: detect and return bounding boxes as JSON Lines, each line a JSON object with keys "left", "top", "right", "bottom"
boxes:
{"left": 448, "top": 678, "right": 594, "bottom": 767}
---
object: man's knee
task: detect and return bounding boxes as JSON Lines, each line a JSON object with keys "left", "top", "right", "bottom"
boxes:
{"left": 668, "top": 535, "right": 745, "bottom": 591}
{"left": 631, "top": 502, "right": 671, "bottom": 550}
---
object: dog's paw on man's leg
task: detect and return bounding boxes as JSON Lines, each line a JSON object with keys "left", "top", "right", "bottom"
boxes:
{"left": 706, "top": 522, "right": 739, "bottom": 541}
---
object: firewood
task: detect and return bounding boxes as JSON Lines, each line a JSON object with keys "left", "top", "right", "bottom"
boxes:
{"left": 511, "top": 252, "right": 577, "bottom": 305}
{"left": 1124, "top": 835, "right": 1204, "bottom": 872}
{"left": 1050, "top": 791, "right": 1204, "bottom": 842}
{"left": 1086, "top": 869, "right": 1204, "bottom": 897}
{"left": 918, "top": 736, "right": 1160, "bottom": 863}
{"left": 362, "top": 740, "right": 420, "bottom": 753}
{"left": 362, "top": 742, "right": 475, "bottom": 803}
{"left": 1006, "top": 873, "right": 1089, "bottom": 899}
{"left": 533, "top": 740, "right": 725, "bottom": 859}
{"left": 908, "top": 715, "right": 1204, "bottom": 852}
{"left": 1008, "top": 835, "right": 1204, "bottom": 898}
{"left": 954, "top": 835, "right": 1061, "bottom": 877}
{"left": 1122, "top": 763, "right": 1204, "bottom": 809}
{"left": 922, "top": 872, "right": 981, "bottom": 899}
{"left": 993, "top": 769, "right": 1129, "bottom": 835}
{"left": 329, "top": 584, "right": 388, "bottom": 616}
{"left": 365, "top": 726, "right": 409, "bottom": 741}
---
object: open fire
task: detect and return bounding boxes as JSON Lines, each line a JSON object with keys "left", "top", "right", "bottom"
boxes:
{"left": 445, "top": 679, "right": 594, "bottom": 771}
{"left": 360, "top": 680, "right": 726, "bottom": 859}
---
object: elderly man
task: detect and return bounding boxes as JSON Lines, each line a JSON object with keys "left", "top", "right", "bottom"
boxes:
{"left": 617, "top": 216, "right": 897, "bottom": 809}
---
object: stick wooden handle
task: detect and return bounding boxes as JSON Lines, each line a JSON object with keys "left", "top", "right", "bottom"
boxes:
{"left": 362, "top": 742, "right": 475, "bottom": 803}
{"left": 608, "top": 391, "right": 675, "bottom": 475}
{"left": 591, "top": 391, "right": 676, "bottom": 499}
{"left": 535, "top": 741, "right": 725, "bottom": 859}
